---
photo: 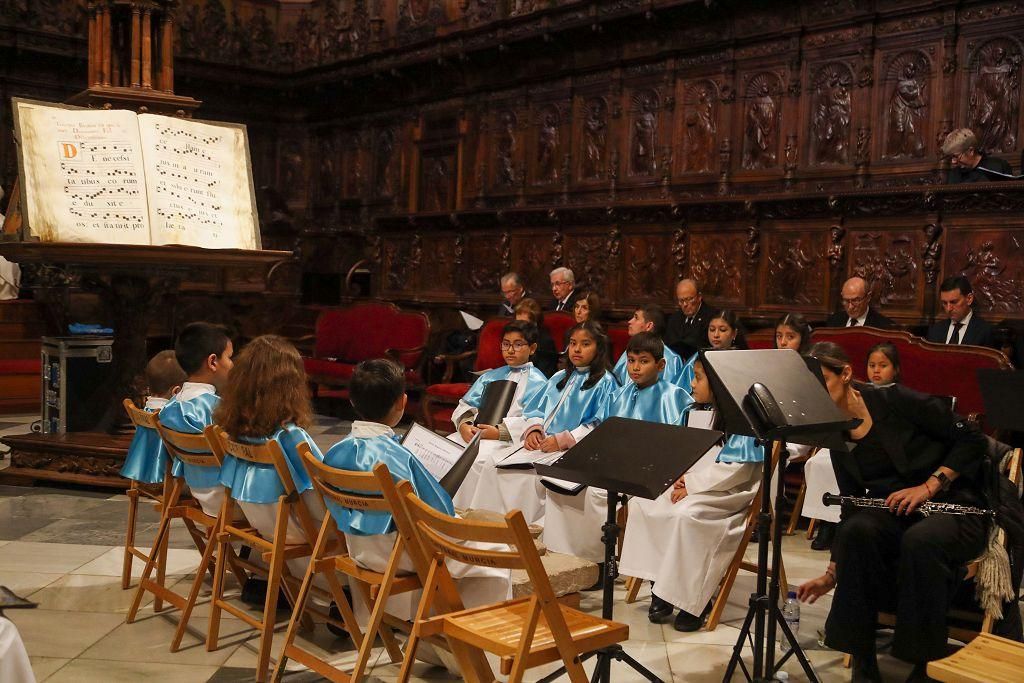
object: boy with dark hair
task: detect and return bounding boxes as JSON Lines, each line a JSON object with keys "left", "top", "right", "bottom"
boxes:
{"left": 543, "top": 331, "right": 694, "bottom": 571}
{"left": 120, "top": 350, "right": 187, "bottom": 484}
{"left": 613, "top": 305, "right": 687, "bottom": 387}
{"left": 158, "top": 322, "right": 234, "bottom": 516}
{"left": 322, "top": 359, "right": 511, "bottom": 631}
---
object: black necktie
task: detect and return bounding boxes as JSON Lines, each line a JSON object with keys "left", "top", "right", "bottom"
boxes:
{"left": 847, "top": 317, "right": 858, "bottom": 327}
{"left": 685, "top": 317, "right": 693, "bottom": 326}
{"left": 950, "top": 322, "right": 963, "bottom": 345}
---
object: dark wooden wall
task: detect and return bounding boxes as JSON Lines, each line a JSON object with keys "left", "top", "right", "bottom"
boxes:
{"left": 4, "top": 0, "right": 1024, "bottom": 328}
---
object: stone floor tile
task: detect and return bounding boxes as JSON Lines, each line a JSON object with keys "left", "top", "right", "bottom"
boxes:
{"left": 0, "top": 541, "right": 110, "bottom": 573}
{"left": 8, "top": 608, "right": 124, "bottom": 659}
{"left": 46, "top": 658, "right": 219, "bottom": 683}
{"left": 0, "top": 569, "right": 64, "bottom": 596}
{"left": 71, "top": 545, "right": 201, "bottom": 578}
{"left": 28, "top": 656, "right": 70, "bottom": 682}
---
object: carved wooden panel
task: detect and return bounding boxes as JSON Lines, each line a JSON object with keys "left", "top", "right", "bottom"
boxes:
{"left": 510, "top": 231, "right": 557, "bottom": 299}
{"left": 689, "top": 230, "right": 746, "bottom": 308}
{"left": 848, "top": 229, "right": 923, "bottom": 314}
{"left": 944, "top": 227, "right": 1024, "bottom": 315}
{"left": 564, "top": 230, "right": 621, "bottom": 301}
{"left": 380, "top": 235, "right": 419, "bottom": 295}
{"left": 677, "top": 79, "right": 720, "bottom": 176}
{"left": 623, "top": 86, "right": 667, "bottom": 179}
{"left": 622, "top": 232, "right": 673, "bottom": 303}
{"left": 418, "top": 232, "right": 458, "bottom": 296}
{"left": 464, "top": 232, "right": 507, "bottom": 294}
{"left": 807, "top": 62, "right": 855, "bottom": 167}
{"left": 760, "top": 230, "right": 829, "bottom": 309}
{"left": 739, "top": 71, "right": 784, "bottom": 171}
{"left": 529, "top": 100, "right": 568, "bottom": 187}
{"left": 878, "top": 49, "right": 934, "bottom": 162}
{"left": 418, "top": 149, "right": 456, "bottom": 212}
{"left": 964, "top": 37, "right": 1023, "bottom": 154}
{"left": 574, "top": 94, "right": 611, "bottom": 184}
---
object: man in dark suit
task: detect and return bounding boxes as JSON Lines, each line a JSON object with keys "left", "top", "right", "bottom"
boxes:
{"left": 549, "top": 267, "right": 581, "bottom": 313}
{"left": 664, "top": 279, "right": 714, "bottom": 359}
{"left": 825, "top": 276, "right": 897, "bottom": 329}
{"left": 925, "top": 276, "right": 996, "bottom": 348}
{"left": 498, "top": 271, "right": 529, "bottom": 317}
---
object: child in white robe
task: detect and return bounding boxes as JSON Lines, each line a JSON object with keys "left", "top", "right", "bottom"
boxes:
{"left": 619, "top": 354, "right": 764, "bottom": 632}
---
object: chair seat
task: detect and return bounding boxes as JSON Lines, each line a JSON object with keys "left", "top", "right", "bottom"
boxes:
{"left": 927, "top": 633, "right": 1024, "bottom": 682}
{"left": 439, "top": 597, "right": 628, "bottom": 671}
{"left": 305, "top": 357, "right": 422, "bottom": 387}
{"left": 424, "top": 382, "right": 473, "bottom": 400}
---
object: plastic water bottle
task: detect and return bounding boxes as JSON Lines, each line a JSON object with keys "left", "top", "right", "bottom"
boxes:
{"left": 780, "top": 591, "right": 801, "bottom": 645}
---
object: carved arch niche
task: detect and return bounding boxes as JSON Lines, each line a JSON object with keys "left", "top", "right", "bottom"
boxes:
{"left": 964, "top": 38, "right": 1022, "bottom": 154}
{"left": 680, "top": 79, "right": 719, "bottom": 174}
{"left": 626, "top": 88, "right": 663, "bottom": 178}
{"left": 740, "top": 72, "right": 783, "bottom": 171}
{"left": 808, "top": 62, "right": 854, "bottom": 166}
{"left": 531, "top": 103, "right": 565, "bottom": 186}
{"left": 492, "top": 108, "right": 520, "bottom": 192}
{"left": 879, "top": 50, "right": 932, "bottom": 161}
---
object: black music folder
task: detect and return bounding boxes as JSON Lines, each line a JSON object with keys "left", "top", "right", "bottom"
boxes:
{"left": 475, "top": 379, "right": 518, "bottom": 426}
{"left": 534, "top": 417, "right": 723, "bottom": 499}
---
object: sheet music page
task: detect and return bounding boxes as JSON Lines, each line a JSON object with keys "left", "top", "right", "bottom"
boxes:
{"left": 15, "top": 101, "right": 150, "bottom": 244}
{"left": 497, "top": 446, "right": 564, "bottom": 469}
{"left": 401, "top": 423, "right": 464, "bottom": 481}
{"left": 137, "top": 115, "right": 258, "bottom": 249}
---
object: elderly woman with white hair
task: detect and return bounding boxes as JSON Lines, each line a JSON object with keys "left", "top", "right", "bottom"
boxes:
{"left": 942, "top": 128, "right": 1015, "bottom": 184}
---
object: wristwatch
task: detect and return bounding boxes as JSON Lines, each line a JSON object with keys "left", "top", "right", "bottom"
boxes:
{"left": 929, "top": 469, "right": 951, "bottom": 492}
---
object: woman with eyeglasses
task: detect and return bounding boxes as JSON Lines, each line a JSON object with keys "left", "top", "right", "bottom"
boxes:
{"left": 797, "top": 341, "right": 989, "bottom": 683}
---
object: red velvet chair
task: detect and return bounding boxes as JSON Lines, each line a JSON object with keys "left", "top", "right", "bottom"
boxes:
{"left": 607, "top": 324, "right": 630, "bottom": 362}
{"left": 421, "top": 318, "right": 508, "bottom": 432}
{"left": 302, "top": 302, "right": 431, "bottom": 401}
{"left": 543, "top": 311, "right": 576, "bottom": 352}
{"left": 746, "top": 328, "right": 776, "bottom": 350}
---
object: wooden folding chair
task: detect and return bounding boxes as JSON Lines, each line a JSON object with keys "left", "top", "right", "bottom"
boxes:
{"left": 205, "top": 427, "right": 344, "bottom": 683}
{"left": 126, "top": 421, "right": 247, "bottom": 653}
{"left": 623, "top": 442, "right": 787, "bottom": 632}
{"left": 927, "top": 632, "right": 1024, "bottom": 682}
{"left": 272, "top": 442, "right": 423, "bottom": 682}
{"left": 392, "top": 473, "right": 629, "bottom": 683}
{"left": 121, "top": 398, "right": 169, "bottom": 594}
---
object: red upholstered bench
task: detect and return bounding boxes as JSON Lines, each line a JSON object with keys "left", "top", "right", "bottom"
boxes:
{"left": 302, "top": 301, "right": 430, "bottom": 401}
{"left": 422, "top": 318, "right": 507, "bottom": 433}
{"left": 607, "top": 324, "right": 630, "bottom": 362}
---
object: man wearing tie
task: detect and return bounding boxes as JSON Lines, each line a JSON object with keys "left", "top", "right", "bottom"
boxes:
{"left": 664, "top": 279, "right": 714, "bottom": 359}
{"left": 549, "top": 267, "right": 580, "bottom": 313}
{"left": 926, "top": 276, "right": 996, "bottom": 348}
{"left": 825, "top": 276, "right": 896, "bottom": 329}
{"left": 498, "top": 271, "right": 529, "bottom": 317}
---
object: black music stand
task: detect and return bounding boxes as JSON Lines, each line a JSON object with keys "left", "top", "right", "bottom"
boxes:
{"left": 700, "top": 349, "right": 857, "bottom": 683}
{"left": 534, "top": 416, "right": 723, "bottom": 683}
{"left": 977, "top": 368, "right": 1024, "bottom": 437}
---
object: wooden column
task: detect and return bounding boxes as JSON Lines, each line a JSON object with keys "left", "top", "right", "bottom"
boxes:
{"left": 160, "top": 15, "right": 173, "bottom": 93}
{"left": 101, "top": 6, "right": 112, "bottom": 87}
{"left": 130, "top": 6, "right": 141, "bottom": 88}
{"left": 87, "top": 7, "right": 98, "bottom": 86}
{"left": 141, "top": 9, "right": 152, "bottom": 89}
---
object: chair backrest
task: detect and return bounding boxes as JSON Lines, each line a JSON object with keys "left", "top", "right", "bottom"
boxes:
{"left": 207, "top": 426, "right": 301, "bottom": 499}
{"left": 314, "top": 302, "right": 430, "bottom": 369}
{"left": 156, "top": 421, "right": 221, "bottom": 469}
{"left": 474, "top": 318, "right": 510, "bottom": 373}
{"left": 607, "top": 324, "right": 630, "bottom": 361}
{"left": 123, "top": 398, "right": 160, "bottom": 429}
{"left": 811, "top": 326, "right": 1011, "bottom": 420}
{"left": 745, "top": 329, "right": 776, "bottom": 350}
{"left": 543, "top": 312, "right": 576, "bottom": 353}
{"left": 298, "top": 441, "right": 393, "bottom": 514}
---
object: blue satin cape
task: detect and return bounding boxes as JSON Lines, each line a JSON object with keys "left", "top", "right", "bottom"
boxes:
{"left": 717, "top": 434, "right": 765, "bottom": 464}
{"left": 322, "top": 433, "right": 454, "bottom": 536}
{"left": 218, "top": 424, "right": 321, "bottom": 504}
{"left": 521, "top": 368, "right": 619, "bottom": 434}
{"left": 120, "top": 410, "right": 167, "bottom": 484}
{"left": 612, "top": 346, "right": 687, "bottom": 388}
{"left": 599, "top": 379, "right": 694, "bottom": 426}
{"left": 158, "top": 392, "right": 223, "bottom": 489}
{"left": 461, "top": 363, "right": 549, "bottom": 412}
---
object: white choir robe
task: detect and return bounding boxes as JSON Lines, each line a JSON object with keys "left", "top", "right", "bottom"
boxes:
{"left": 0, "top": 617, "right": 33, "bottom": 683}
{"left": 448, "top": 363, "right": 547, "bottom": 512}
{"left": 619, "top": 438, "right": 763, "bottom": 616}
{"left": 798, "top": 448, "right": 841, "bottom": 523}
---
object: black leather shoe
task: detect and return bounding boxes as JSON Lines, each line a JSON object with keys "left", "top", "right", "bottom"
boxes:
{"left": 325, "top": 601, "right": 351, "bottom": 639}
{"left": 905, "top": 663, "right": 939, "bottom": 683}
{"left": 583, "top": 563, "right": 605, "bottom": 591}
{"left": 851, "top": 653, "right": 882, "bottom": 683}
{"left": 811, "top": 521, "right": 836, "bottom": 551}
{"left": 240, "top": 577, "right": 291, "bottom": 610}
{"left": 648, "top": 595, "right": 674, "bottom": 624}
{"left": 673, "top": 608, "right": 703, "bottom": 632}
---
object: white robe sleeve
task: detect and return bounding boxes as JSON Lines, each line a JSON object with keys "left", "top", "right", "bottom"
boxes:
{"left": 451, "top": 400, "right": 477, "bottom": 428}
{"left": 503, "top": 415, "right": 543, "bottom": 444}
{"left": 684, "top": 460, "right": 762, "bottom": 495}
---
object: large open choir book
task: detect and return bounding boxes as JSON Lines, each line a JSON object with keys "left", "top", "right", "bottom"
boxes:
{"left": 11, "top": 98, "right": 260, "bottom": 249}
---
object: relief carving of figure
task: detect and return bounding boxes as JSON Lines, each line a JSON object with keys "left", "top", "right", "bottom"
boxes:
{"left": 743, "top": 81, "right": 779, "bottom": 169}
{"left": 631, "top": 92, "right": 658, "bottom": 176}
{"left": 962, "top": 240, "right": 1018, "bottom": 311}
{"left": 684, "top": 84, "right": 716, "bottom": 173}
{"left": 969, "top": 44, "right": 1021, "bottom": 153}
{"left": 582, "top": 99, "right": 607, "bottom": 180}
{"left": 537, "top": 111, "right": 559, "bottom": 183}
{"left": 496, "top": 111, "right": 517, "bottom": 187}
{"left": 769, "top": 238, "right": 816, "bottom": 303}
{"left": 812, "top": 67, "right": 852, "bottom": 165}
{"left": 425, "top": 157, "right": 449, "bottom": 211}
{"left": 885, "top": 61, "right": 927, "bottom": 159}
{"left": 375, "top": 129, "right": 395, "bottom": 197}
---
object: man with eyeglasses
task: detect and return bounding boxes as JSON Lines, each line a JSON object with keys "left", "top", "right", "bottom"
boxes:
{"left": 498, "top": 272, "right": 529, "bottom": 317}
{"left": 825, "top": 276, "right": 896, "bottom": 329}
{"left": 942, "top": 128, "right": 1013, "bottom": 184}
{"left": 548, "top": 267, "right": 580, "bottom": 313}
{"left": 664, "top": 279, "right": 714, "bottom": 358}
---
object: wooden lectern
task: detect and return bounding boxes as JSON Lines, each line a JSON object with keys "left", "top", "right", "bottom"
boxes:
{"left": 0, "top": 1, "right": 294, "bottom": 488}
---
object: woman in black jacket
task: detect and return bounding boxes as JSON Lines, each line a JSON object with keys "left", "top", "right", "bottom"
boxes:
{"left": 797, "top": 342, "right": 989, "bottom": 683}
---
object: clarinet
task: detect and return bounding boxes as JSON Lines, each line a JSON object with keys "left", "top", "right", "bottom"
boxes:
{"left": 822, "top": 493, "right": 995, "bottom": 518}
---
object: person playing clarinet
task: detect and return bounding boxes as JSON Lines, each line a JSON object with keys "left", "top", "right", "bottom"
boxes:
{"left": 797, "top": 342, "right": 989, "bottom": 683}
